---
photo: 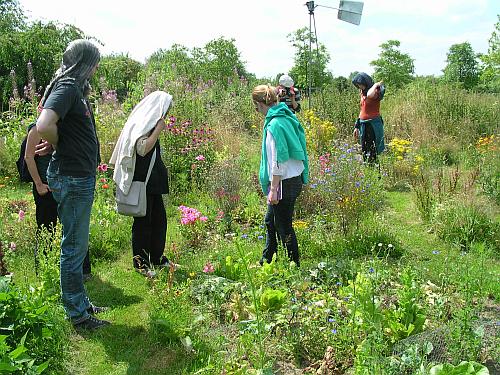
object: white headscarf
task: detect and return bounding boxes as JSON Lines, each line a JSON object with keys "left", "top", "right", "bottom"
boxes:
{"left": 110, "top": 91, "right": 173, "bottom": 194}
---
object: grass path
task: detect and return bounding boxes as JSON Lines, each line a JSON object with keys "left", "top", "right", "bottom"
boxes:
{"left": 64, "top": 252, "right": 192, "bottom": 375}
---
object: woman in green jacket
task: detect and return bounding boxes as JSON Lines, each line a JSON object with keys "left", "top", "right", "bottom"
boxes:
{"left": 252, "top": 84, "right": 309, "bottom": 267}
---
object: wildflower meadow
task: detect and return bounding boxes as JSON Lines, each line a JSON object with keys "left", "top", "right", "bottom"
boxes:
{"left": 0, "top": 9, "right": 499, "bottom": 375}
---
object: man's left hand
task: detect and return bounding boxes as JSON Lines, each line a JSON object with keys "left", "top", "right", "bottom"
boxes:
{"left": 35, "top": 141, "right": 54, "bottom": 156}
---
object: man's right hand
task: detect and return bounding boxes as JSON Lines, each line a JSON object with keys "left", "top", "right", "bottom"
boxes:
{"left": 353, "top": 128, "right": 359, "bottom": 140}
{"left": 35, "top": 182, "right": 50, "bottom": 196}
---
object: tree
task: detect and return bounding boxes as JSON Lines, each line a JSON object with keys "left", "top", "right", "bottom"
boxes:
{"left": 0, "top": 0, "right": 25, "bottom": 33}
{"left": 370, "top": 40, "right": 415, "bottom": 90}
{"left": 197, "top": 37, "right": 248, "bottom": 83}
{"left": 479, "top": 15, "right": 500, "bottom": 92}
{"left": 331, "top": 76, "right": 350, "bottom": 92}
{"left": 0, "top": 20, "right": 85, "bottom": 108}
{"left": 288, "top": 27, "right": 332, "bottom": 91}
{"left": 93, "top": 54, "right": 143, "bottom": 101}
{"left": 442, "top": 42, "right": 479, "bottom": 89}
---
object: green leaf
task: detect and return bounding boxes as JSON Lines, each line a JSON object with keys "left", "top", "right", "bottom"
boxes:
{"left": 36, "top": 360, "right": 49, "bottom": 374}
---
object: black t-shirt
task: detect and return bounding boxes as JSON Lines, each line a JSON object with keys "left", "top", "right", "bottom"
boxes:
{"left": 133, "top": 141, "right": 169, "bottom": 195}
{"left": 44, "top": 81, "right": 99, "bottom": 176}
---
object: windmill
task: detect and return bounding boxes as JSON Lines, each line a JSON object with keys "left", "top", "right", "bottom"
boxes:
{"left": 305, "top": 1, "right": 364, "bottom": 108}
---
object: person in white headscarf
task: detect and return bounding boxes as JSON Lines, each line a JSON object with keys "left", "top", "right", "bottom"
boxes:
{"left": 277, "top": 74, "right": 301, "bottom": 113}
{"left": 110, "top": 91, "right": 173, "bottom": 277}
{"left": 37, "top": 39, "right": 109, "bottom": 330}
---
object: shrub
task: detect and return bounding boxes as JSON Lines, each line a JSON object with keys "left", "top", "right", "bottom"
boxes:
{"left": 432, "top": 198, "right": 499, "bottom": 251}
{"left": 307, "top": 141, "right": 385, "bottom": 235}
{"left": 0, "top": 276, "right": 68, "bottom": 374}
{"left": 161, "top": 116, "right": 216, "bottom": 194}
{"left": 301, "top": 109, "right": 337, "bottom": 156}
{"left": 475, "top": 134, "right": 499, "bottom": 205}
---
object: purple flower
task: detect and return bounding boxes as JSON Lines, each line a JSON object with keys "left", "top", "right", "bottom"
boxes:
{"left": 328, "top": 318, "right": 336, "bottom": 323}
{"left": 258, "top": 235, "right": 264, "bottom": 240}
{"left": 331, "top": 329, "right": 337, "bottom": 334}
{"left": 369, "top": 267, "right": 375, "bottom": 273}
{"left": 432, "top": 250, "right": 440, "bottom": 255}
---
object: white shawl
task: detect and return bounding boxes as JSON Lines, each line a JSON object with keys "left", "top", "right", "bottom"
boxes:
{"left": 110, "top": 91, "right": 172, "bottom": 195}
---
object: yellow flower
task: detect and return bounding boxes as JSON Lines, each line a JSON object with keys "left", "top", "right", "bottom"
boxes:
{"left": 293, "top": 220, "right": 309, "bottom": 229}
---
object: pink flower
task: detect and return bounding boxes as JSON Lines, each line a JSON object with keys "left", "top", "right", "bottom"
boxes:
{"left": 200, "top": 216, "right": 208, "bottom": 222}
{"left": 9, "top": 242, "right": 16, "bottom": 251}
{"left": 98, "top": 164, "right": 108, "bottom": 172}
{"left": 18, "top": 210, "right": 25, "bottom": 221}
{"left": 203, "top": 262, "right": 215, "bottom": 273}
{"left": 195, "top": 154, "right": 205, "bottom": 161}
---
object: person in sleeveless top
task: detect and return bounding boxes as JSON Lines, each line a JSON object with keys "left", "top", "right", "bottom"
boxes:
{"left": 110, "top": 91, "right": 173, "bottom": 278}
{"left": 352, "top": 72, "right": 385, "bottom": 163}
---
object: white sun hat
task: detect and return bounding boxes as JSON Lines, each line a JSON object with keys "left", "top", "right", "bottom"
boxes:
{"left": 279, "top": 74, "right": 294, "bottom": 88}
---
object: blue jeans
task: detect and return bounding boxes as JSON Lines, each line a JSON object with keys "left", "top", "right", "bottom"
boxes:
{"left": 47, "top": 172, "right": 95, "bottom": 323}
{"left": 262, "top": 176, "right": 303, "bottom": 266}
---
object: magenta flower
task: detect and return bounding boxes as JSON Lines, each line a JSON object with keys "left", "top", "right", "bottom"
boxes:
{"left": 98, "top": 164, "right": 108, "bottom": 172}
{"left": 18, "top": 210, "right": 25, "bottom": 221}
{"left": 178, "top": 205, "right": 207, "bottom": 225}
{"left": 195, "top": 154, "right": 205, "bottom": 161}
{"left": 203, "top": 262, "right": 215, "bottom": 273}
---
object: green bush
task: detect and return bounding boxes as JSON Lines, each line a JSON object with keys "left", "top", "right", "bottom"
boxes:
{"left": 432, "top": 198, "right": 499, "bottom": 251}
{"left": 0, "top": 276, "right": 68, "bottom": 374}
{"left": 304, "top": 141, "right": 385, "bottom": 236}
{"left": 92, "top": 54, "right": 143, "bottom": 101}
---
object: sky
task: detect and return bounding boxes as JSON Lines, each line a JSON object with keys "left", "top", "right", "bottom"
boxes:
{"left": 18, "top": 0, "right": 499, "bottom": 79}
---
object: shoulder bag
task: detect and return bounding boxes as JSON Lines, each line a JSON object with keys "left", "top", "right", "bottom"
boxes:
{"left": 115, "top": 149, "right": 156, "bottom": 217}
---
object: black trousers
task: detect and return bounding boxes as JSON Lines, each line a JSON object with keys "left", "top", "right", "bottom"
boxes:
{"left": 361, "top": 122, "right": 377, "bottom": 163}
{"left": 32, "top": 184, "right": 91, "bottom": 275}
{"left": 262, "top": 176, "right": 303, "bottom": 267}
{"left": 132, "top": 194, "right": 167, "bottom": 268}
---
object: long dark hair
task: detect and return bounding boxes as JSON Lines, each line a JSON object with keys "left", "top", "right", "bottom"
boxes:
{"left": 351, "top": 72, "right": 374, "bottom": 96}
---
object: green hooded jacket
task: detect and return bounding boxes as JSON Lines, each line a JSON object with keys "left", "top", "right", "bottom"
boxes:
{"left": 259, "top": 102, "right": 309, "bottom": 193}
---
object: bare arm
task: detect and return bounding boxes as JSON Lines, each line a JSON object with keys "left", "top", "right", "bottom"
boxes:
{"left": 25, "top": 128, "right": 49, "bottom": 195}
{"left": 36, "top": 108, "right": 60, "bottom": 146}
{"left": 137, "top": 119, "right": 165, "bottom": 156}
{"left": 367, "top": 81, "right": 383, "bottom": 99}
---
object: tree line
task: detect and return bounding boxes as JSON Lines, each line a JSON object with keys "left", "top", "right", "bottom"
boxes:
{"left": 1, "top": 0, "right": 498, "bottom": 111}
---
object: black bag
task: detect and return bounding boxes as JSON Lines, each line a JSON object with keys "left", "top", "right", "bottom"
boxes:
{"left": 16, "top": 122, "right": 37, "bottom": 183}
